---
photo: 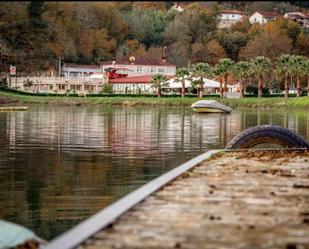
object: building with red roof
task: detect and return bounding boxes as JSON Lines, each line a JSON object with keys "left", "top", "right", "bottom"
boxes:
{"left": 108, "top": 75, "right": 174, "bottom": 94}
{"left": 249, "top": 11, "right": 280, "bottom": 25}
{"left": 100, "top": 55, "right": 176, "bottom": 78}
{"left": 284, "top": 12, "right": 309, "bottom": 28}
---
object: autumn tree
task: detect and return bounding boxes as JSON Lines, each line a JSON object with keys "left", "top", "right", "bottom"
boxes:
{"left": 191, "top": 40, "right": 227, "bottom": 66}
{"left": 239, "top": 28, "right": 293, "bottom": 62}
{"left": 164, "top": 3, "right": 219, "bottom": 66}
{"left": 216, "top": 30, "right": 249, "bottom": 61}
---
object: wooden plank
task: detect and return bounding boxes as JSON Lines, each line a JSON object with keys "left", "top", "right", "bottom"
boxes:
{"left": 42, "top": 149, "right": 222, "bottom": 249}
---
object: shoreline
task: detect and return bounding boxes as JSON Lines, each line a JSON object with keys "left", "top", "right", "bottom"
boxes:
{"left": 1, "top": 90, "right": 309, "bottom": 109}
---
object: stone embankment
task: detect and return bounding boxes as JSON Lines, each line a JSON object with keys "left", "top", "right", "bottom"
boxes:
{"left": 78, "top": 150, "right": 309, "bottom": 249}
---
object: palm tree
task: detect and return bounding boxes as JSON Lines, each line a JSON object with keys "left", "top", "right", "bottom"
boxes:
{"left": 212, "top": 66, "right": 224, "bottom": 98}
{"left": 217, "top": 58, "right": 234, "bottom": 98}
{"left": 302, "top": 59, "right": 309, "bottom": 97}
{"left": 250, "top": 56, "right": 271, "bottom": 98}
{"left": 175, "top": 67, "right": 190, "bottom": 98}
{"left": 191, "top": 62, "right": 210, "bottom": 98}
{"left": 275, "top": 54, "right": 292, "bottom": 98}
{"left": 150, "top": 74, "right": 168, "bottom": 97}
{"left": 231, "top": 61, "right": 251, "bottom": 97}
{"left": 290, "top": 55, "right": 306, "bottom": 97}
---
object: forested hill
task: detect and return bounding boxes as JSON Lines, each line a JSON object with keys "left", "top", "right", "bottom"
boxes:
{"left": 0, "top": 1, "right": 308, "bottom": 75}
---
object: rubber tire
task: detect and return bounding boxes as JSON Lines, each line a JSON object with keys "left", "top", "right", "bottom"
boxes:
{"left": 225, "top": 125, "right": 309, "bottom": 149}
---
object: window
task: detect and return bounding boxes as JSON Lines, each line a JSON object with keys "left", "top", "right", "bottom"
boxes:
{"left": 158, "top": 68, "right": 164, "bottom": 73}
{"left": 151, "top": 68, "right": 155, "bottom": 73}
{"left": 137, "top": 67, "right": 142, "bottom": 74}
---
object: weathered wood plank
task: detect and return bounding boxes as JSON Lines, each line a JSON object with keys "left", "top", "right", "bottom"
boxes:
{"left": 78, "top": 150, "right": 309, "bottom": 249}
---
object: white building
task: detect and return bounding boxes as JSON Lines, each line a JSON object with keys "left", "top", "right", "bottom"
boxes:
{"left": 164, "top": 77, "right": 233, "bottom": 94}
{"left": 284, "top": 12, "right": 309, "bottom": 28}
{"left": 61, "top": 63, "right": 101, "bottom": 78}
{"left": 100, "top": 55, "right": 176, "bottom": 77}
{"left": 171, "top": 3, "right": 184, "bottom": 12}
{"left": 249, "top": 11, "right": 280, "bottom": 25}
{"left": 219, "top": 10, "right": 246, "bottom": 28}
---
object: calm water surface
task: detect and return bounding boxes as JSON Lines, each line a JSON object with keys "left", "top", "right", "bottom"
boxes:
{"left": 0, "top": 106, "right": 308, "bottom": 239}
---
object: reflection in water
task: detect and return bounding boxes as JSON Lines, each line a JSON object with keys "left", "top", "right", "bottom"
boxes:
{"left": 0, "top": 106, "right": 308, "bottom": 240}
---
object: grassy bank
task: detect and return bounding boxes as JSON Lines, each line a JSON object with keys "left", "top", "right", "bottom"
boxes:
{"left": 1, "top": 90, "right": 309, "bottom": 108}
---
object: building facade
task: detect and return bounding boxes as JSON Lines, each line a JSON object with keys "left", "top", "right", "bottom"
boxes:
{"left": 218, "top": 10, "right": 246, "bottom": 28}
{"left": 284, "top": 12, "right": 309, "bottom": 28}
{"left": 61, "top": 63, "right": 101, "bottom": 78}
{"left": 100, "top": 56, "right": 176, "bottom": 77}
{"left": 8, "top": 76, "right": 107, "bottom": 94}
{"left": 249, "top": 11, "right": 280, "bottom": 24}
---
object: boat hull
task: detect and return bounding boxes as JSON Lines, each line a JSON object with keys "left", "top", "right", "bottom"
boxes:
{"left": 192, "top": 107, "right": 229, "bottom": 113}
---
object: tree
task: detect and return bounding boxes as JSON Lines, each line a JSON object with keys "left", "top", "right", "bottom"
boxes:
{"left": 164, "top": 3, "right": 218, "bottom": 65}
{"left": 211, "top": 66, "right": 224, "bottom": 98}
{"left": 217, "top": 31, "right": 249, "bottom": 61}
{"left": 296, "top": 32, "right": 309, "bottom": 57}
{"left": 191, "top": 62, "right": 211, "bottom": 98}
{"left": 275, "top": 54, "right": 292, "bottom": 98}
{"left": 216, "top": 58, "right": 235, "bottom": 98}
{"left": 150, "top": 74, "right": 168, "bottom": 97}
{"left": 175, "top": 67, "right": 190, "bottom": 98}
{"left": 239, "top": 28, "right": 293, "bottom": 62}
{"left": 250, "top": 56, "right": 271, "bottom": 98}
{"left": 232, "top": 61, "right": 251, "bottom": 97}
{"left": 302, "top": 59, "right": 309, "bottom": 97}
{"left": 125, "top": 8, "right": 167, "bottom": 48}
{"left": 290, "top": 55, "right": 306, "bottom": 97}
{"left": 191, "top": 40, "right": 227, "bottom": 66}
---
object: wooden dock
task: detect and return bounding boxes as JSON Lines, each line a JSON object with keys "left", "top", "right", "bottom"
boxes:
{"left": 44, "top": 149, "right": 309, "bottom": 249}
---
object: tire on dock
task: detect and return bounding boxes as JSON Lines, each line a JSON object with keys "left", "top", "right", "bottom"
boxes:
{"left": 226, "top": 125, "right": 309, "bottom": 149}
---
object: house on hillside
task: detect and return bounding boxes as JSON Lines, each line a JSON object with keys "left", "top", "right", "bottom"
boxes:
{"left": 61, "top": 63, "right": 101, "bottom": 78}
{"left": 249, "top": 11, "right": 280, "bottom": 24}
{"left": 171, "top": 3, "right": 184, "bottom": 12}
{"left": 100, "top": 55, "right": 176, "bottom": 77}
{"left": 218, "top": 10, "right": 246, "bottom": 28}
{"left": 284, "top": 12, "right": 309, "bottom": 28}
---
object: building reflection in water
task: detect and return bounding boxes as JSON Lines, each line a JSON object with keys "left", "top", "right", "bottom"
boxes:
{"left": 0, "top": 106, "right": 308, "bottom": 240}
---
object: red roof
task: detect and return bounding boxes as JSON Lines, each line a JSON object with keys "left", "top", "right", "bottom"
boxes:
{"left": 64, "top": 63, "right": 100, "bottom": 69}
{"left": 108, "top": 75, "right": 174, "bottom": 84}
{"left": 258, "top": 11, "right": 280, "bottom": 18}
{"left": 220, "top": 10, "right": 245, "bottom": 15}
{"left": 101, "top": 56, "right": 176, "bottom": 67}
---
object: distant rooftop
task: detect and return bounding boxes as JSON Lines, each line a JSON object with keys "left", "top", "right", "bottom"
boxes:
{"left": 256, "top": 11, "right": 280, "bottom": 18}
{"left": 63, "top": 63, "right": 100, "bottom": 69}
{"left": 109, "top": 75, "right": 174, "bottom": 84}
{"left": 220, "top": 10, "right": 246, "bottom": 15}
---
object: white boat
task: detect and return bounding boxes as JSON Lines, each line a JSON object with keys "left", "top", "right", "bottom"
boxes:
{"left": 191, "top": 100, "right": 232, "bottom": 113}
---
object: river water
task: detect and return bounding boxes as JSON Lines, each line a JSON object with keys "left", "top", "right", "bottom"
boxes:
{"left": 0, "top": 106, "right": 308, "bottom": 240}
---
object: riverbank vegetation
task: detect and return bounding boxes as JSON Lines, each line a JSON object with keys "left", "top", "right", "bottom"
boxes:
{"left": 1, "top": 89, "right": 309, "bottom": 108}
{"left": 0, "top": 2, "right": 308, "bottom": 75}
